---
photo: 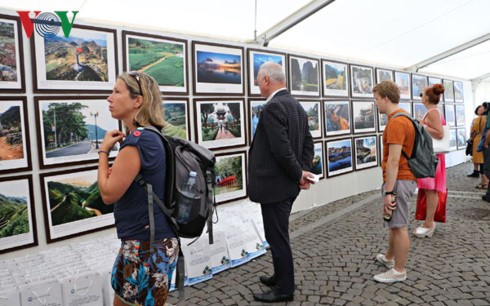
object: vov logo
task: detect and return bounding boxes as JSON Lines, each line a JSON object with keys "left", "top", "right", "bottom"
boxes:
{"left": 17, "top": 11, "right": 79, "bottom": 38}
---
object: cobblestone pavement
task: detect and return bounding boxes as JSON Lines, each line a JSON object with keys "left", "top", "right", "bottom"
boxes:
{"left": 167, "top": 162, "right": 490, "bottom": 305}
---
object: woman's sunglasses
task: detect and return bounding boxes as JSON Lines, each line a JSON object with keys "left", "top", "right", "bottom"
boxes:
{"left": 128, "top": 71, "right": 143, "bottom": 96}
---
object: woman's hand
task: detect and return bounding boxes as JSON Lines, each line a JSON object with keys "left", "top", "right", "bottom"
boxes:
{"left": 100, "top": 130, "right": 124, "bottom": 152}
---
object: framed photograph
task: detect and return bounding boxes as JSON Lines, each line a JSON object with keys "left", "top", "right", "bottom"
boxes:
{"left": 376, "top": 68, "right": 393, "bottom": 83}
{"left": 289, "top": 55, "right": 320, "bottom": 97}
{"left": 350, "top": 64, "right": 374, "bottom": 98}
{"left": 192, "top": 41, "right": 244, "bottom": 95}
{"left": 456, "top": 128, "right": 467, "bottom": 150}
{"left": 326, "top": 138, "right": 353, "bottom": 177}
{"left": 322, "top": 60, "right": 349, "bottom": 97}
{"left": 0, "top": 175, "right": 37, "bottom": 254}
{"left": 455, "top": 104, "right": 465, "bottom": 126}
{"left": 0, "top": 97, "right": 32, "bottom": 174}
{"left": 428, "top": 77, "right": 442, "bottom": 86}
{"left": 412, "top": 74, "right": 428, "bottom": 100}
{"left": 449, "top": 129, "right": 457, "bottom": 151}
{"left": 445, "top": 104, "right": 456, "bottom": 127}
{"left": 247, "top": 48, "right": 286, "bottom": 96}
{"left": 413, "top": 103, "right": 426, "bottom": 122}
{"left": 194, "top": 98, "right": 246, "bottom": 150}
{"left": 324, "top": 101, "right": 351, "bottom": 137}
{"left": 40, "top": 167, "right": 114, "bottom": 243}
{"left": 215, "top": 151, "right": 247, "bottom": 204}
{"left": 311, "top": 142, "right": 325, "bottom": 179}
{"left": 394, "top": 71, "right": 411, "bottom": 100}
{"left": 34, "top": 96, "right": 120, "bottom": 168}
{"left": 123, "top": 31, "right": 188, "bottom": 94}
{"left": 299, "top": 100, "right": 322, "bottom": 138}
{"left": 0, "top": 14, "right": 25, "bottom": 92}
{"left": 248, "top": 99, "right": 266, "bottom": 142}
{"left": 354, "top": 135, "right": 378, "bottom": 170}
{"left": 162, "top": 98, "right": 190, "bottom": 140}
{"left": 399, "top": 102, "right": 412, "bottom": 115}
{"left": 454, "top": 81, "right": 464, "bottom": 103}
{"left": 378, "top": 111, "right": 387, "bottom": 132}
{"left": 443, "top": 79, "right": 454, "bottom": 102}
{"left": 353, "top": 101, "right": 376, "bottom": 134}
{"left": 32, "top": 24, "right": 117, "bottom": 92}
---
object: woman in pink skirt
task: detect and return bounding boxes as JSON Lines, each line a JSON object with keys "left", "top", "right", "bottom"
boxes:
{"left": 413, "top": 84, "right": 446, "bottom": 238}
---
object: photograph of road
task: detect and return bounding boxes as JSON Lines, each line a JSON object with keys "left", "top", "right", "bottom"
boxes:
{"left": 38, "top": 98, "right": 119, "bottom": 166}
{"left": 42, "top": 169, "right": 114, "bottom": 241}
{"left": 43, "top": 29, "right": 109, "bottom": 82}
{"left": 127, "top": 35, "right": 186, "bottom": 92}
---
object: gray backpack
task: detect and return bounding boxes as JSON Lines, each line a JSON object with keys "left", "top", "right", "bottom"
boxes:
{"left": 392, "top": 113, "right": 438, "bottom": 178}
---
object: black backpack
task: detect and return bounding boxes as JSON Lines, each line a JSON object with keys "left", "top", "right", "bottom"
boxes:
{"left": 134, "top": 126, "right": 216, "bottom": 296}
{"left": 392, "top": 113, "right": 439, "bottom": 178}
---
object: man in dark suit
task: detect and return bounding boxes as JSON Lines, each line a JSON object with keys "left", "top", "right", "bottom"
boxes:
{"left": 249, "top": 62, "right": 315, "bottom": 303}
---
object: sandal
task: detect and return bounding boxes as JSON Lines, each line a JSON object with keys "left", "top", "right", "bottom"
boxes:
{"left": 475, "top": 183, "right": 488, "bottom": 189}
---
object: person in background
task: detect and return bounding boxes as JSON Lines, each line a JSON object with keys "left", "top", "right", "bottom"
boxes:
{"left": 249, "top": 62, "right": 315, "bottom": 303}
{"left": 468, "top": 104, "right": 488, "bottom": 191}
{"left": 480, "top": 102, "right": 490, "bottom": 202}
{"left": 373, "top": 81, "right": 417, "bottom": 283}
{"left": 97, "top": 71, "right": 178, "bottom": 306}
{"left": 413, "top": 84, "right": 446, "bottom": 238}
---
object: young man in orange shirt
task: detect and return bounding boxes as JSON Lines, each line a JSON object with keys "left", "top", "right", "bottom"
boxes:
{"left": 373, "top": 81, "right": 417, "bottom": 283}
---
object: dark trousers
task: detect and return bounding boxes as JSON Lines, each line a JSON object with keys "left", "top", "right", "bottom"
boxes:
{"left": 260, "top": 197, "right": 296, "bottom": 295}
{"left": 484, "top": 146, "right": 490, "bottom": 196}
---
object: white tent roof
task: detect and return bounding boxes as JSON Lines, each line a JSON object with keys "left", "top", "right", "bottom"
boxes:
{"left": 1, "top": 0, "right": 489, "bottom": 82}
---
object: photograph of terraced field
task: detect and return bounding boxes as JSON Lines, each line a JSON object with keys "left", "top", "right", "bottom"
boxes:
{"left": 126, "top": 33, "right": 187, "bottom": 93}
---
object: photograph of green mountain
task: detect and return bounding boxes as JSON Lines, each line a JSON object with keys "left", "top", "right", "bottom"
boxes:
{"left": 42, "top": 168, "right": 114, "bottom": 241}
{"left": 0, "top": 176, "right": 35, "bottom": 253}
{"left": 43, "top": 29, "right": 108, "bottom": 82}
{"left": 126, "top": 34, "right": 186, "bottom": 92}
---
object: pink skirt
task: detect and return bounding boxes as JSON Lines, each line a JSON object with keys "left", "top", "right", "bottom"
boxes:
{"left": 417, "top": 153, "right": 446, "bottom": 193}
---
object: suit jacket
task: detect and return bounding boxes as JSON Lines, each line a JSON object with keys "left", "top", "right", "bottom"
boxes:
{"left": 248, "top": 90, "right": 314, "bottom": 204}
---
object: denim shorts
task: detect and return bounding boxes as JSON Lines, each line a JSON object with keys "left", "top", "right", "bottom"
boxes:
{"left": 111, "top": 238, "right": 179, "bottom": 305}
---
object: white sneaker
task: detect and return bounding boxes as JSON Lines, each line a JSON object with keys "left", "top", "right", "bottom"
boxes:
{"left": 373, "top": 268, "right": 407, "bottom": 283}
{"left": 375, "top": 254, "right": 394, "bottom": 269}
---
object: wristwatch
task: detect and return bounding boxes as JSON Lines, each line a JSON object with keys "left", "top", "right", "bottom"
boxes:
{"left": 384, "top": 191, "right": 396, "bottom": 196}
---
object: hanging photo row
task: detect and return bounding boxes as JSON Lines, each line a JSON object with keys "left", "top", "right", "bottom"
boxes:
{"left": 0, "top": 12, "right": 468, "bottom": 249}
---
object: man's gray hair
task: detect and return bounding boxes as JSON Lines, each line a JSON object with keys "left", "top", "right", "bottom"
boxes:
{"left": 260, "top": 62, "right": 285, "bottom": 83}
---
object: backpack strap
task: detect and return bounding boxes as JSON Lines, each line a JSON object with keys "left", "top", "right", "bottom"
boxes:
{"left": 391, "top": 112, "right": 420, "bottom": 160}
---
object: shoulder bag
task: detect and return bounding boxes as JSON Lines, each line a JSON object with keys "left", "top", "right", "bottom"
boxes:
{"left": 425, "top": 108, "right": 449, "bottom": 153}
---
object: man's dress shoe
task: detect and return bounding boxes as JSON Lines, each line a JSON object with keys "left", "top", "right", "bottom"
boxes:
{"left": 259, "top": 275, "right": 277, "bottom": 287}
{"left": 253, "top": 290, "right": 294, "bottom": 303}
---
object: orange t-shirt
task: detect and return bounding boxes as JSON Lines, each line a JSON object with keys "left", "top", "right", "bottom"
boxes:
{"left": 382, "top": 109, "right": 416, "bottom": 182}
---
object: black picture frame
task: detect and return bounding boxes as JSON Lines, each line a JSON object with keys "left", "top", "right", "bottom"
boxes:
{"left": 192, "top": 41, "right": 244, "bottom": 95}
{"left": 247, "top": 48, "right": 286, "bottom": 96}
{"left": 31, "top": 24, "right": 118, "bottom": 93}
{"left": 214, "top": 151, "right": 248, "bottom": 204}
{"left": 40, "top": 166, "right": 114, "bottom": 243}
{"left": 288, "top": 54, "right": 320, "bottom": 97}
{"left": 123, "top": 30, "right": 189, "bottom": 95}
{"left": 325, "top": 138, "right": 353, "bottom": 177}
{"left": 350, "top": 64, "right": 374, "bottom": 98}
{"left": 354, "top": 135, "right": 378, "bottom": 170}
{"left": 0, "top": 175, "right": 37, "bottom": 254}
{"left": 0, "top": 97, "right": 32, "bottom": 174}
{"left": 0, "top": 14, "right": 26, "bottom": 93}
